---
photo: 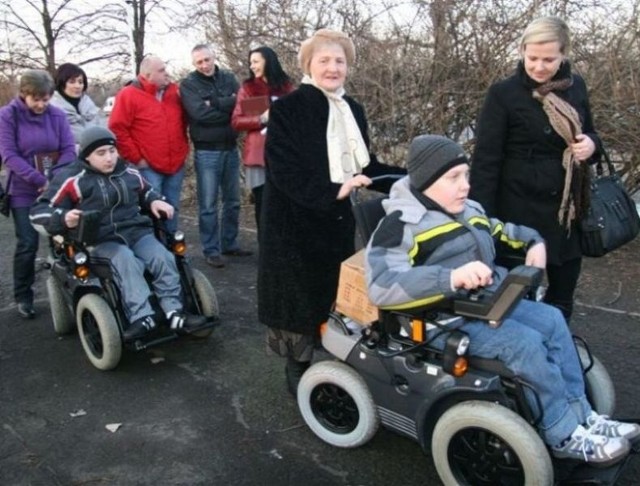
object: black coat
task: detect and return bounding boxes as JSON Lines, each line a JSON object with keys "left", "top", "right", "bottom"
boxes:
{"left": 179, "top": 67, "right": 239, "bottom": 150}
{"left": 258, "top": 84, "right": 404, "bottom": 334}
{"left": 30, "top": 159, "right": 162, "bottom": 246}
{"left": 469, "top": 62, "right": 600, "bottom": 265}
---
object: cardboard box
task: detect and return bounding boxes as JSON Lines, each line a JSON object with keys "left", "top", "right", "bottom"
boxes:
{"left": 335, "top": 250, "right": 378, "bottom": 325}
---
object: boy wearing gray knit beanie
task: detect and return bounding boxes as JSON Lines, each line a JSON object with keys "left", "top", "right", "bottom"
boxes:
{"left": 364, "top": 134, "right": 638, "bottom": 466}
{"left": 31, "top": 127, "right": 208, "bottom": 341}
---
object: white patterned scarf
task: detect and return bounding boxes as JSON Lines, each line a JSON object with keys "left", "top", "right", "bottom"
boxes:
{"left": 301, "top": 75, "right": 370, "bottom": 183}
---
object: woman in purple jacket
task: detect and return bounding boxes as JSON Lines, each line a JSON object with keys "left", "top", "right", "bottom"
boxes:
{"left": 0, "top": 69, "right": 75, "bottom": 318}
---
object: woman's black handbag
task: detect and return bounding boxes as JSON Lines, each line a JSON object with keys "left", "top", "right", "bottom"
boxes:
{"left": 0, "top": 170, "right": 11, "bottom": 218}
{"left": 580, "top": 150, "right": 640, "bottom": 257}
{"left": 0, "top": 184, "right": 9, "bottom": 217}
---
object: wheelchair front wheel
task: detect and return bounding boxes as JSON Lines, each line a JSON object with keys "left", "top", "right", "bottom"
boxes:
{"left": 190, "top": 269, "right": 219, "bottom": 338}
{"left": 297, "top": 361, "right": 379, "bottom": 448}
{"left": 578, "top": 345, "right": 616, "bottom": 416}
{"left": 76, "top": 294, "right": 122, "bottom": 370}
{"left": 47, "top": 275, "right": 75, "bottom": 335}
{"left": 432, "top": 400, "right": 553, "bottom": 486}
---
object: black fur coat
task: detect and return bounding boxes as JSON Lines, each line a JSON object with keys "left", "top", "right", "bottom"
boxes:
{"left": 257, "top": 84, "right": 403, "bottom": 334}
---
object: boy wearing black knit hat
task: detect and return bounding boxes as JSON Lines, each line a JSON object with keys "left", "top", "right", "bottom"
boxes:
{"left": 365, "top": 134, "right": 638, "bottom": 465}
{"left": 31, "top": 126, "right": 206, "bottom": 340}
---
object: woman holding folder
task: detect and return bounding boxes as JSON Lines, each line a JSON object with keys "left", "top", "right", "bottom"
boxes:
{"left": 0, "top": 69, "right": 75, "bottom": 319}
{"left": 231, "top": 46, "right": 294, "bottom": 232}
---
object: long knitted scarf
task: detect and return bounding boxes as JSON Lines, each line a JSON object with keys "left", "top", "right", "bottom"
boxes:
{"left": 532, "top": 78, "right": 590, "bottom": 229}
{"left": 301, "top": 75, "right": 370, "bottom": 183}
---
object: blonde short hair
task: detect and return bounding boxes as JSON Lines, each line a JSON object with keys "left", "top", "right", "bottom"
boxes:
{"left": 520, "top": 16, "right": 571, "bottom": 55}
{"left": 298, "top": 29, "right": 356, "bottom": 75}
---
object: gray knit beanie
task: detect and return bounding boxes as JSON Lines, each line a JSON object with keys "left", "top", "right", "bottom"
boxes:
{"left": 408, "top": 135, "right": 468, "bottom": 191}
{"left": 79, "top": 126, "right": 116, "bottom": 160}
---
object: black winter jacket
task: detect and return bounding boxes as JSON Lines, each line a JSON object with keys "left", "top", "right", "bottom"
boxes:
{"left": 257, "top": 84, "right": 405, "bottom": 334}
{"left": 30, "top": 159, "right": 163, "bottom": 246}
{"left": 470, "top": 62, "right": 600, "bottom": 264}
{"left": 179, "top": 67, "right": 239, "bottom": 150}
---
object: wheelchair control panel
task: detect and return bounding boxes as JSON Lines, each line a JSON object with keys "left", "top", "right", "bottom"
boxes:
{"left": 453, "top": 265, "right": 543, "bottom": 327}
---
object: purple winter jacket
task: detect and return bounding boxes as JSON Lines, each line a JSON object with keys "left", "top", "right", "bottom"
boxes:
{"left": 0, "top": 97, "right": 76, "bottom": 208}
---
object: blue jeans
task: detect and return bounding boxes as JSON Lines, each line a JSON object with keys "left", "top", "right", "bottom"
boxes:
{"left": 433, "top": 299, "right": 590, "bottom": 446}
{"left": 91, "top": 234, "right": 182, "bottom": 323}
{"left": 139, "top": 166, "right": 185, "bottom": 234}
{"left": 194, "top": 149, "right": 241, "bottom": 257}
{"left": 12, "top": 207, "right": 39, "bottom": 304}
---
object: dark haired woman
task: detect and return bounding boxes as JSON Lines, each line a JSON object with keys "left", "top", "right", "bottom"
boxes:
{"left": 50, "top": 62, "right": 103, "bottom": 146}
{"left": 231, "top": 46, "right": 294, "bottom": 231}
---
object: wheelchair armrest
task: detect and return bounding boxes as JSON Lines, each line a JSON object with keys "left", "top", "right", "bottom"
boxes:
{"left": 452, "top": 265, "right": 543, "bottom": 327}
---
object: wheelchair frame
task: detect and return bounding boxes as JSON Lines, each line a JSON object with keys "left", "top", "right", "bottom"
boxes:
{"left": 296, "top": 175, "right": 638, "bottom": 485}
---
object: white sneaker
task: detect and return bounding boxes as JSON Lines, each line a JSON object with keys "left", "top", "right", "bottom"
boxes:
{"left": 586, "top": 412, "right": 640, "bottom": 442}
{"left": 551, "top": 425, "right": 630, "bottom": 466}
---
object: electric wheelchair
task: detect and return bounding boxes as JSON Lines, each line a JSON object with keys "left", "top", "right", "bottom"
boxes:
{"left": 44, "top": 210, "right": 219, "bottom": 371}
{"left": 296, "top": 176, "right": 638, "bottom": 485}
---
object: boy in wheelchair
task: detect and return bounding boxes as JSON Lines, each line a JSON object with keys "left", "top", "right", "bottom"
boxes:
{"left": 30, "top": 126, "right": 206, "bottom": 341}
{"left": 365, "top": 134, "right": 639, "bottom": 466}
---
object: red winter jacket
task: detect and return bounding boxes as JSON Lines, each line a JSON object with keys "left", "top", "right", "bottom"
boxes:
{"left": 108, "top": 76, "right": 189, "bottom": 175}
{"left": 231, "top": 78, "right": 294, "bottom": 167}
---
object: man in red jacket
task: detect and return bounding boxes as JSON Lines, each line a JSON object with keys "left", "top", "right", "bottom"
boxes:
{"left": 109, "top": 56, "right": 189, "bottom": 233}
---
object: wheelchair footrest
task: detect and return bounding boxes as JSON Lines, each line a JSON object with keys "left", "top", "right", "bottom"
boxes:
{"left": 128, "top": 333, "right": 180, "bottom": 351}
{"left": 182, "top": 316, "right": 220, "bottom": 334}
{"left": 554, "top": 454, "right": 632, "bottom": 485}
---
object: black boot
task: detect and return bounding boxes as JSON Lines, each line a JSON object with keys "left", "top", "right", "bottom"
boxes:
{"left": 285, "top": 357, "right": 310, "bottom": 397}
{"left": 167, "top": 310, "right": 207, "bottom": 333}
{"left": 123, "top": 316, "right": 156, "bottom": 341}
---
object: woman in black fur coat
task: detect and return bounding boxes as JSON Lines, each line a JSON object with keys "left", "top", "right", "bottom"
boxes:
{"left": 470, "top": 17, "right": 601, "bottom": 321}
{"left": 258, "top": 29, "right": 404, "bottom": 395}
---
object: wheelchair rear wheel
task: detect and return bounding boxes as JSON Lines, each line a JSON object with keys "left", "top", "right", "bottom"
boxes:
{"left": 190, "top": 269, "right": 219, "bottom": 338}
{"left": 76, "top": 294, "right": 122, "bottom": 370}
{"left": 432, "top": 400, "right": 553, "bottom": 486}
{"left": 298, "top": 361, "right": 379, "bottom": 448}
{"left": 578, "top": 345, "right": 616, "bottom": 416}
{"left": 47, "top": 275, "right": 74, "bottom": 335}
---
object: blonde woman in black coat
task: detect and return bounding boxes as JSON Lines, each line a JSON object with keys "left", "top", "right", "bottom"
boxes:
{"left": 258, "top": 29, "right": 404, "bottom": 395}
{"left": 470, "top": 17, "right": 600, "bottom": 321}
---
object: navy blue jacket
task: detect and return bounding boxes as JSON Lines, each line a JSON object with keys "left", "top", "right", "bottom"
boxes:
{"left": 30, "top": 158, "right": 163, "bottom": 246}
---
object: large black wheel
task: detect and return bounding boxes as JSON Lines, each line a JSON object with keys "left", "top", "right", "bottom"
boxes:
{"left": 432, "top": 400, "right": 553, "bottom": 486}
{"left": 190, "top": 269, "right": 219, "bottom": 338}
{"left": 47, "top": 275, "right": 74, "bottom": 335}
{"left": 577, "top": 345, "right": 616, "bottom": 416}
{"left": 76, "top": 294, "right": 122, "bottom": 370}
{"left": 297, "top": 361, "right": 379, "bottom": 448}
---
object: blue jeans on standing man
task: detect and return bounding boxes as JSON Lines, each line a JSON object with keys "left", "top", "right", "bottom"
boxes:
{"left": 431, "top": 298, "right": 590, "bottom": 446}
{"left": 139, "top": 165, "right": 185, "bottom": 234}
{"left": 12, "top": 206, "right": 39, "bottom": 305}
{"left": 194, "top": 149, "right": 241, "bottom": 257}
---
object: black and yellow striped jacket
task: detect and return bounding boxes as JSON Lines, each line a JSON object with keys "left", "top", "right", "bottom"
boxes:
{"left": 365, "top": 177, "right": 543, "bottom": 311}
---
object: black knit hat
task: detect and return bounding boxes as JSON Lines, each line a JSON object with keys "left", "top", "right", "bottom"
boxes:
{"left": 408, "top": 135, "right": 468, "bottom": 191}
{"left": 79, "top": 126, "right": 116, "bottom": 160}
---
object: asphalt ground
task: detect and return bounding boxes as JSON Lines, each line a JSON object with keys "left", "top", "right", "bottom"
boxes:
{"left": 1, "top": 199, "right": 639, "bottom": 485}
